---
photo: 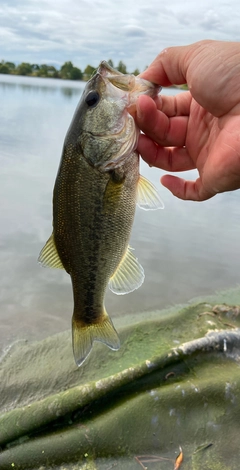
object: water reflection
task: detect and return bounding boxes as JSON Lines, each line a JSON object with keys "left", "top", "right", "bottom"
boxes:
{"left": 0, "top": 74, "right": 84, "bottom": 98}
{"left": 0, "top": 81, "right": 17, "bottom": 90}
{"left": 61, "top": 87, "right": 81, "bottom": 97}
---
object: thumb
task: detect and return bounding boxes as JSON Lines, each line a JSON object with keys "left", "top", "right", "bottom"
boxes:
{"left": 140, "top": 40, "right": 240, "bottom": 115}
{"left": 139, "top": 40, "right": 222, "bottom": 91}
{"left": 139, "top": 43, "right": 197, "bottom": 87}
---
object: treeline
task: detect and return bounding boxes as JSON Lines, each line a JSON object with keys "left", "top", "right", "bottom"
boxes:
{"left": 0, "top": 59, "right": 140, "bottom": 81}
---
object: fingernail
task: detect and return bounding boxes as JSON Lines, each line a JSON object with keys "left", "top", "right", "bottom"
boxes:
{"left": 136, "top": 100, "right": 143, "bottom": 120}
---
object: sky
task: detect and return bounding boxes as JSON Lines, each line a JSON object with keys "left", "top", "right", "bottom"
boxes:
{"left": 1, "top": 0, "right": 240, "bottom": 72}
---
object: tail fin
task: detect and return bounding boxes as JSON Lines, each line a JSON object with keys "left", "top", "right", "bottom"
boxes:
{"left": 72, "top": 309, "right": 120, "bottom": 367}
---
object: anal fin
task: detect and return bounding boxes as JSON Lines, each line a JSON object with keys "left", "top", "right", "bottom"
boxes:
{"left": 109, "top": 245, "right": 144, "bottom": 295}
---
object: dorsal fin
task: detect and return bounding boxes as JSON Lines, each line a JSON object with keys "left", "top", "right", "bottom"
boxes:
{"left": 38, "top": 233, "right": 64, "bottom": 269}
{"left": 137, "top": 175, "right": 164, "bottom": 210}
{"left": 109, "top": 246, "right": 144, "bottom": 295}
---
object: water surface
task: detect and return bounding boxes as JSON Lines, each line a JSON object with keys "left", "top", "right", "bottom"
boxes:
{"left": 1, "top": 74, "right": 240, "bottom": 352}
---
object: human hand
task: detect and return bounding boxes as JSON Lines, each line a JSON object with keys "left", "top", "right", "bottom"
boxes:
{"left": 135, "top": 40, "right": 240, "bottom": 201}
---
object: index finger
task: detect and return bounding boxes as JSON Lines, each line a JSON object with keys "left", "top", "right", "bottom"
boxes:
{"left": 135, "top": 93, "right": 190, "bottom": 147}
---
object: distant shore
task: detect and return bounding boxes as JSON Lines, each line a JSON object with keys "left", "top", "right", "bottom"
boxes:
{"left": 0, "top": 60, "right": 188, "bottom": 89}
{"left": 0, "top": 59, "right": 136, "bottom": 82}
{"left": 0, "top": 71, "right": 188, "bottom": 90}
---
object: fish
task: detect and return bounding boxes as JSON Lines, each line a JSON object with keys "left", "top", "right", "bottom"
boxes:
{"left": 38, "top": 61, "right": 163, "bottom": 367}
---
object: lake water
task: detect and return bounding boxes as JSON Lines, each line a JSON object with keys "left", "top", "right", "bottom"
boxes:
{"left": 1, "top": 74, "right": 240, "bottom": 354}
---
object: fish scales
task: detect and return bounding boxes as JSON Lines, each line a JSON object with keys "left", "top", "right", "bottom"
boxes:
{"left": 53, "top": 148, "right": 138, "bottom": 319}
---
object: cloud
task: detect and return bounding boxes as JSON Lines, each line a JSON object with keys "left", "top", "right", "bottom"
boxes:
{"left": 123, "top": 25, "right": 147, "bottom": 38}
{"left": 200, "top": 9, "right": 221, "bottom": 30}
{"left": 0, "top": 0, "right": 240, "bottom": 71}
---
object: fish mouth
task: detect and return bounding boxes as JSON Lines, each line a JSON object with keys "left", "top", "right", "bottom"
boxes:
{"left": 98, "top": 61, "right": 161, "bottom": 103}
{"left": 93, "top": 62, "right": 161, "bottom": 172}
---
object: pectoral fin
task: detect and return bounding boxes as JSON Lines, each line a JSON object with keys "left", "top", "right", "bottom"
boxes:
{"left": 109, "top": 245, "right": 144, "bottom": 295}
{"left": 38, "top": 233, "right": 64, "bottom": 269}
{"left": 137, "top": 175, "right": 164, "bottom": 210}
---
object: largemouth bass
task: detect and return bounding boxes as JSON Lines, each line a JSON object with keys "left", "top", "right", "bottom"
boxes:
{"left": 39, "top": 62, "right": 163, "bottom": 367}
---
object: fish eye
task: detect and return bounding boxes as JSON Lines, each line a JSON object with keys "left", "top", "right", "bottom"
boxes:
{"left": 85, "top": 91, "right": 100, "bottom": 108}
